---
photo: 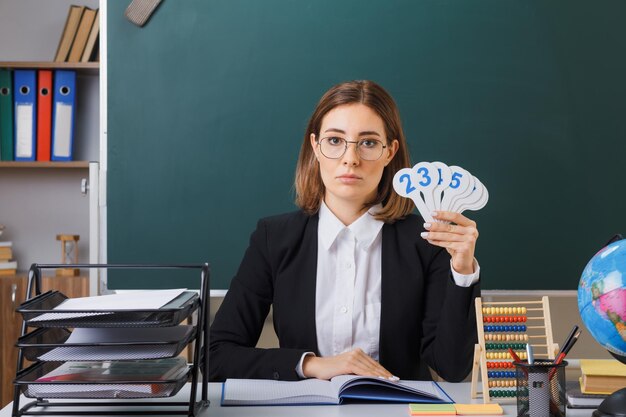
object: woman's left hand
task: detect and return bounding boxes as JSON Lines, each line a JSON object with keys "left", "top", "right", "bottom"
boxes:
{"left": 421, "top": 211, "right": 479, "bottom": 275}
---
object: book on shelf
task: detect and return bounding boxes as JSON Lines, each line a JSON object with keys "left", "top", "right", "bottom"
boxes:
{"left": 221, "top": 375, "right": 453, "bottom": 406}
{"left": 0, "top": 241, "right": 16, "bottom": 274}
{"left": 0, "top": 246, "right": 13, "bottom": 260}
{"left": 54, "top": 5, "right": 86, "bottom": 62}
{"left": 580, "top": 359, "right": 626, "bottom": 394}
{"left": 81, "top": 9, "right": 100, "bottom": 62}
{"left": 0, "top": 260, "right": 17, "bottom": 267}
{"left": 68, "top": 7, "right": 98, "bottom": 63}
{"left": 31, "top": 357, "right": 188, "bottom": 397}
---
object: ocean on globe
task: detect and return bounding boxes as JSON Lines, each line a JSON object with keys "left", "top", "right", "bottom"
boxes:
{"left": 578, "top": 239, "right": 626, "bottom": 361}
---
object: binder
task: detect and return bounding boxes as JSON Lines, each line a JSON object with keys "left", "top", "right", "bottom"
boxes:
{"left": 51, "top": 70, "right": 76, "bottom": 161}
{"left": 13, "top": 70, "right": 37, "bottom": 161}
{"left": 0, "top": 69, "right": 14, "bottom": 160}
{"left": 37, "top": 70, "right": 53, "bottom": 161}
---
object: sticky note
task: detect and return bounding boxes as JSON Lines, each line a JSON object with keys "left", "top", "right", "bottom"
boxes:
{"left": 454, "top": 403, "right": 504, "bottom": 415}
{"left": 409, "top": 403, "right": 456, "bottom": 415}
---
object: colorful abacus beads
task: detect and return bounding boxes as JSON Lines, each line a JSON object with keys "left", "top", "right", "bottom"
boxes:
{"left": 484, "top": 333, "right": 529, "bottom": 341}
{"left": 485, "top": 343, "right": 527, "bottom": 350}
{"left": 483, "top": 325, "right": 527, "bottom": 332}
{"left": 489, "top": 390, "right": 516, "bottom": 398}
{"left": 483, "top": 316, "right": 527, "bottom": 323}
{"left": 488, "top": 380, "right": 517, "bottom": 388}
{"left": 488, "top": 371, "right": 516, "bottom": 379}
{"left": 486, "top": 361, "right": 516, "bottom": 369}
{"left": 482, "top": 306, "right": 527, "bottom": 315}
{"left": 485, "top": 351, "right": 527, "bottom": 360}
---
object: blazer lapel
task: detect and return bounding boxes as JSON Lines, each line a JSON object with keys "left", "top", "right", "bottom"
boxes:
{"left": 379, "top": 222, "right": 412, "bottom": 375}
{"left": 298, "top": 214, "right": 320, "bottom": 354}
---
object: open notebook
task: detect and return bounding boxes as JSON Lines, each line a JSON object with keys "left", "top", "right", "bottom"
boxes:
{"left": 222, "top": 375, "right": 453, "bottom": 406}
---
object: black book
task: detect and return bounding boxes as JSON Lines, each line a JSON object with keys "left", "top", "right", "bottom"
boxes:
{"left": 566, "top": 382, "right": 607, "bottom": 409}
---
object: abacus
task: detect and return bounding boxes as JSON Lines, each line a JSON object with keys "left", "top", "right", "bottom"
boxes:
{"left": 470, "top": 296, "right": 559, "bottom": 403}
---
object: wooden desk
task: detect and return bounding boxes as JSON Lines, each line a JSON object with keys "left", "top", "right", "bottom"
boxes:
{"left": 1, "top": 382, "right": 593, "bottom": 417}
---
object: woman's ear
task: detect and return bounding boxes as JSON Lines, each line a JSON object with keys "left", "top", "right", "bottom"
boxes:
{"left": 310, "top": 133, "right": 318, "bottom": 157}
{"left": 385, "top": 139, "right": 400, "bottom": 166}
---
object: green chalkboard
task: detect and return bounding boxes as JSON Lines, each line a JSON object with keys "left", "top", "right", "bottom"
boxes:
{"left": 108, "top": 0, "right": 626, "bottom": 290}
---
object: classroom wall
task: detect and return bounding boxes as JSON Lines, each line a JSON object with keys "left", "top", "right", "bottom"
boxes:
{"left": 0, "top": 0, "right": 100, "bottom": 268}
{"left": 107, "top": 0, "right": 626, "bottom": 291}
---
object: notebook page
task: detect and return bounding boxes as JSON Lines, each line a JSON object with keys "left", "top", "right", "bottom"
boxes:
{"left": 222, "top": 378, "right": 338, "bottom": 405}
{"left": 331, "top": 375, "right": 445, "bottom": 400}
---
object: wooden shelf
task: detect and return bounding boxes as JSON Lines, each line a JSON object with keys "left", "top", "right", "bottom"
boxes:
{"left": 0, "top": 161, "right": 90, "bottom": 169}
{"left": 0, "top": 61, "right": 99, "bottom": 75}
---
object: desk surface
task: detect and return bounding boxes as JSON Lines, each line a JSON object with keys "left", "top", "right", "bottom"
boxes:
{"left": 1, "top": 382, "right": 592, "bottom": 417}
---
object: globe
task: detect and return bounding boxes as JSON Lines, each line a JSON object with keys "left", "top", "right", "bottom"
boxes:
{"left": 578, "top": 239, "right": 626, "bottom": 363}
{"left": 578, "top": 237, "right": 626, "bottom": 417}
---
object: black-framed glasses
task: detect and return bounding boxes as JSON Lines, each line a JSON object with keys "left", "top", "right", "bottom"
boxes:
{"left": 317, "top": 137, "right": 387, "bottom": 161}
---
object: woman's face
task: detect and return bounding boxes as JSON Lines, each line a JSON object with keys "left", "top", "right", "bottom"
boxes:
{"left": 310, "top": 103, "right": 398, "bottom": 209}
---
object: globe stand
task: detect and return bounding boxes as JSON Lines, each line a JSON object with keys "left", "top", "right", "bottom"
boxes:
{"left": 592, "top": 387, "right": 626, "bottom": 417}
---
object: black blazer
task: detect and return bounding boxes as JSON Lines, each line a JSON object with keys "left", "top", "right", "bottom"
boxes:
{"left": 209, "top": 210, "right": 479, "bottom": 382}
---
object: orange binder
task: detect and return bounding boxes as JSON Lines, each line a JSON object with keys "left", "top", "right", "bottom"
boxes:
{"left": 37, "top": 70, "right": 53, "bottom": 161}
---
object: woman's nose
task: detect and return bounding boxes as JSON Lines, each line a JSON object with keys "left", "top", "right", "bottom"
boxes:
{"left": 342, "top": 142, "right": 360, "bottom": 166}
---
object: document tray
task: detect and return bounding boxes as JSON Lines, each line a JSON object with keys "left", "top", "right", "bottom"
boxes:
{"left": 15, "top": 361, "right": 190, "bottom": 399}
{"left": 11, "top": 263, "right": 210, "bottom": 417}
{"left": 17, "top": 326, "right": 196, "bottom": 361}
{"left": 17, "top": 290, "right": 199, "bottom": 328}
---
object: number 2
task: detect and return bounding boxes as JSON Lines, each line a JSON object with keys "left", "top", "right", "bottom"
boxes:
{"left": 399, "top": 174, "right": 416, "bottom": 194}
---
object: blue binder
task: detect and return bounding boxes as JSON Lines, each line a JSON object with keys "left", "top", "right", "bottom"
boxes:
{"left": 13, "top": 70, "right": 37, "bottom": 161}
{"left": 51, "top": 70, "right": 76, "bottom": 161}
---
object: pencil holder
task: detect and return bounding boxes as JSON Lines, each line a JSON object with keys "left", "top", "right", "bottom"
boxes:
{"left": 514, "top": 360, "right": 567, "bottom": 417}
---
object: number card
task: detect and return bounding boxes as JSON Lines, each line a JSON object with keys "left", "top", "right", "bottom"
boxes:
{"left": 431, "top": 161, "right": 452, "bottom": 211}
{"left": 392, "top": 167, "right": 434, "bottom": 223}
{"left": 392, "top": 162, "right": 489, "bottom": 222}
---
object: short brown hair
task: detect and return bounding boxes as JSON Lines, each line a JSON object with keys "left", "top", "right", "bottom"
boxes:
{"left": 294, "top": 80, "right": 414, "bottom": 222}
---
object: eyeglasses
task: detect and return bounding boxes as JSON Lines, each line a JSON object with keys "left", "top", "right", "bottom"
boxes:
{"left": 317, "top": 137, "right": 387, "bottom": 161}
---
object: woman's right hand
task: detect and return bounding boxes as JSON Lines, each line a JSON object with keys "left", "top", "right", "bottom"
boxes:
{"left": 301, "top": 348, "right": 396, "bottom": 380}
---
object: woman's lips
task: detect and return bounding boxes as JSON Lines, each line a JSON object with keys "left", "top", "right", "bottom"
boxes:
{"left": 337, "top": 174, "right": 362, "bottom": 184}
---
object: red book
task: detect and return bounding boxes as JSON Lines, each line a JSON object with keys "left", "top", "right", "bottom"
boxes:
{"left": 36, "top": 70, "right": 53, "bottom": 161}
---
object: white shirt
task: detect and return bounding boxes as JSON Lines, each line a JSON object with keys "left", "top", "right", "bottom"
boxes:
{"left": 296, "top": 202, "right": 480, "bottom": 377}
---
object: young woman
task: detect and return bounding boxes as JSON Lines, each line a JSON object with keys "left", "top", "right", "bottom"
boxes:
{"left": 209, "top": 80, "right": 480, "bottom": 382}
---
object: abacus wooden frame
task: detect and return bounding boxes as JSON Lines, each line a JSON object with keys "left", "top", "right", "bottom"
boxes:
{"left": 470, "top": 296, "right": 558, "bottom": 404}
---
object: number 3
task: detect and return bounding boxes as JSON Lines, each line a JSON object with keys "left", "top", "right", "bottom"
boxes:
{"left": 416, "top": 167, "right": 432, "bottom": 187}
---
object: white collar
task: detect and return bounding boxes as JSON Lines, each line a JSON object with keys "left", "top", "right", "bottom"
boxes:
{"left": 318, "top": 201, "right": 384, "bottom": 251}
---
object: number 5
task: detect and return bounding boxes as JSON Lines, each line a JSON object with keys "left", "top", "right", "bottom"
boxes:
{"left": 450, "top": 172, "right": 463, "bottom": 189}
